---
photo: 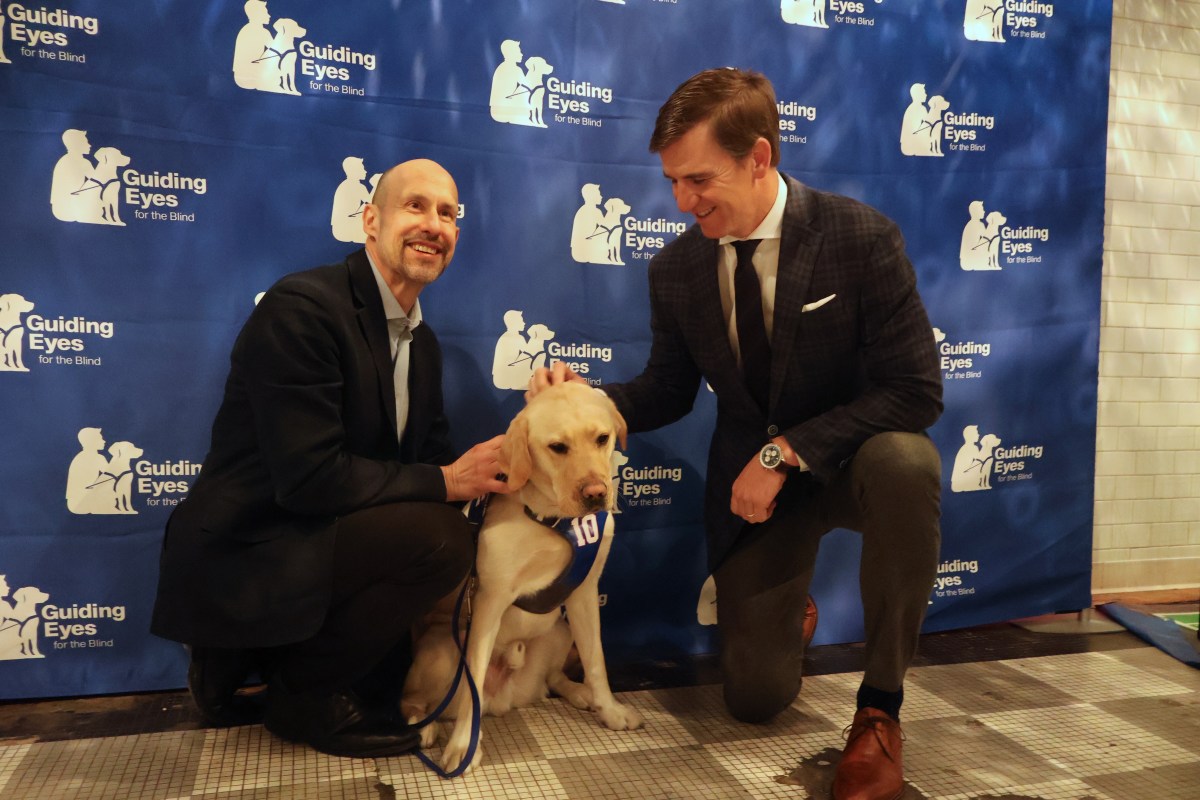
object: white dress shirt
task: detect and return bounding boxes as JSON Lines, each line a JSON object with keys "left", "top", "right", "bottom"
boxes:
{"left": 717, "top": 173, "right": 787, "bottom": 370}
{"left": 366, "top": 251, "right": 422, "bottom": 445}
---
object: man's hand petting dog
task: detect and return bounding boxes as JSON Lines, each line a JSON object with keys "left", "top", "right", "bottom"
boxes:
{"left": 526, "top": 361, "right": 587, "bottom": 402}
{"left": 441, "top": 435, "right": 511, "bottom": 501}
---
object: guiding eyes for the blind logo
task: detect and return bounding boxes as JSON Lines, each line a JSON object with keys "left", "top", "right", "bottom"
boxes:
{"left": 0, "top": 572, "right": 130, "bottom": 661}
{"left": 64, "top": 428, "right": 200, "bottom": 515}
{"left": 49, "top": 130, "right": 207, "bottom": 225}
{"left": 570, "top": 184, "right": 686, "bottom": 264}
{"left": 489, "top": 40, "right": 613, "bottom": 130}
{"left": 781, "top": 0, "right": 881, "bottom": 28}
{"left": 490, "top": 311, "right": 612, "bottom": 390}
{"left": 0, "top": 2, "right": 100, "bottom": 66}
{"left": 232, "top": 1, "right": 375, "bottom": 98}
{"left": 900, "top": 85, "right": 995, "bottom": 156}
{"left": 959, "top": 201, "right": 1049, "bottom": 270}
{"left": 964, "top": 1, "right": 1054, "bottom": 43}
{"left": 950, "top": 425, "right": 1043, "bottom": 491}
{"left": 0, "top": 293, "right": 115, "bottom": 371}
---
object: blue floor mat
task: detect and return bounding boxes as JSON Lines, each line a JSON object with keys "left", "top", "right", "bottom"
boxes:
{"left": 1099, "top": 603, "right": 1200, "bottom": 668}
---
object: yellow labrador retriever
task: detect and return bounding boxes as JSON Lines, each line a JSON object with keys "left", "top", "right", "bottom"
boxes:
{"left": 401, "top": 381, "right": 644, "bottom": 774}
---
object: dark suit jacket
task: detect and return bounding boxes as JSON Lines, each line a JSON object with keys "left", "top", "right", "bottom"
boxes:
{"left": 151, "top": 250, "right": 456, "bottom": 648}
{"left": 604, "top": 175, "right": 942, "bottom": 568}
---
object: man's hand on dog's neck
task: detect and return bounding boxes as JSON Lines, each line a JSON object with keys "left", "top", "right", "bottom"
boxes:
{"left": 442, "top": 435, "right": 511, "bottom": 501}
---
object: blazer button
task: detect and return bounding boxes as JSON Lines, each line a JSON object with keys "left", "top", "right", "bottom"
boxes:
{"left": 767, "top": 425, "right": 779, "bottom": 436}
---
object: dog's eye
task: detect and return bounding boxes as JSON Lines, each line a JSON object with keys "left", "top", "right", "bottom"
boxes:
{"left": 548, "top": 442, "right": 569, "bottom": 455}
{"left": 596, "top": 434, "right": 610, "bottom": 446}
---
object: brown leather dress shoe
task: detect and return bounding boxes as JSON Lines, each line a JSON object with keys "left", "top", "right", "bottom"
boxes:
{"left": 832, "top": 707, "right": 905, "bottom": 800}
{"left": 802, "top": 595, "right": 818, "bottom": 648}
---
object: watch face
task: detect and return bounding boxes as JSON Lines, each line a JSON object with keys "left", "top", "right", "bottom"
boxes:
{"left": 760, "top": 443, "right": 782, "bottom": 469}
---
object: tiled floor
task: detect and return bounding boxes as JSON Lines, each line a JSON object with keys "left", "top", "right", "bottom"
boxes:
{"left": 1, "top": 619, "right": 1198, "bottom": 799}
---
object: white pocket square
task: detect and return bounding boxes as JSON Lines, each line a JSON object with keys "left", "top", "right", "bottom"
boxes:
{"left": 801, "top": 294, "right": 836, "bottom": 312}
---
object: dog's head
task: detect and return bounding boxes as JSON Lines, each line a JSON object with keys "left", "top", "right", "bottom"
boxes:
{"left": 108, "top": 441, "right": 145, "bottom": 462}
{"left": 13, "top": 587, "right": 50, "bottom": 607}
{"left": 524, "top": 56, "right": 553, "bottom": 78}
{"left": 93, "top": 147, "right": 131, "bottom": 170}
{"left": 0, "top": 293, "right": 36, "bottom": 316}
{"left": 274, "top": 18, "right": 307, "bottom": 40}
{"left": 604, "top": 198, "right": 631, "bottom": 217}
{"left": 501, "top": 382, "right": 627, "bottom": 517}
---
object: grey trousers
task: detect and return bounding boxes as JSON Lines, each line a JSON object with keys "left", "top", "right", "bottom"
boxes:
{"left": 713, "top": 431, "right": 942, "bottom": 723}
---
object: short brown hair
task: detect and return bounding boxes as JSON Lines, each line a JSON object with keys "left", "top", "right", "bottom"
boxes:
{"left": 649, "top": 68, "right": 780, "bottom": 167}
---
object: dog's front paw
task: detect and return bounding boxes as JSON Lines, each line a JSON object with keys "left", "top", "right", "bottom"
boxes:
{"left": 597, "top": 701, "right": 644, "bottom": 731}
{"left": 417, "top": 721, "right": 441, "bottom": 749}
{"left": 439, "top": 738, "right": 483, "bottom": 776}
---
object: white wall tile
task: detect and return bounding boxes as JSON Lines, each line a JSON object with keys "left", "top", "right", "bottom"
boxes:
{"left": 1081, "top": 5, "right": 1196, "bottom": 592}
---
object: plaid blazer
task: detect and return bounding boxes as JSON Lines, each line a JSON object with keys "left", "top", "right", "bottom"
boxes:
{"left": 604, "top": 174, "right": 942, "bottom": 568}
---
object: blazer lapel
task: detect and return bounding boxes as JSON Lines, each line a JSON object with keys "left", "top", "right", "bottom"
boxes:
{"left": 347, "top": 250, "right": 399, "bottom": 441}
{"left": 769, "top": 175, "right": 822, "bottom": 412}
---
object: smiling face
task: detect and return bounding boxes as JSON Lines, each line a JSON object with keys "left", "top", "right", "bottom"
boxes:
{"left": 658, "top": 120, "right": 775, "bottom": 240}
{"left": 363, "top": 160, "right": 460, "bottom": 307}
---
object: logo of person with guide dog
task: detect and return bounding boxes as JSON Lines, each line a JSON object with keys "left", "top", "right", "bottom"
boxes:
{"left": 0, "top": 292, "right": 115, "bottom": 372}
{"left": 49, "top": 129, "right": 208, "bottom": 225}
{"left": 900, "top": 84, "right": 995, "bottom": 156}
{"left": 489, "top": 39, "right": 614, "bottom": 129}
{"left": 570, "top": 183, "right": 685, "bottom": 265}
{"left": 65, "top": 428, "right": 201, "bottom": 515}
{"left": 964, "top": 0, "right": 1054, "bottom": 43}
{"left": 491, "top": 311, "right": 613, "bottom": 389}
{"left": 959, "top": 201, "right": 1049, "bottom": 270}
{"left": 782, "top": 0, "right": 886, "bottom": 29}
{"left": 0, "top": 572, "right": 129, "bottom": 659}
{"left": 950, "top": 425, "right": 1043, "bottom": 491}
{"left": 232, "top": 0, "right": 376, "bottom": 98}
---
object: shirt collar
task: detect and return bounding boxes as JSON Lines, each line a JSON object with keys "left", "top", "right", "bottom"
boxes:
{"left": 719, "top": 173, "right": 787, "bottom": 246}
{"left": 365, "top": 249, "right": 422, "bottom": 330}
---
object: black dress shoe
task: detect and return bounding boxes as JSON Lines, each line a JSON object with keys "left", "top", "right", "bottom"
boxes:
{"left": 188, "top": 647, "right": 263, "bottom": 727}
{"left": 264, "top": 676, "right": 421, "bottom": 758}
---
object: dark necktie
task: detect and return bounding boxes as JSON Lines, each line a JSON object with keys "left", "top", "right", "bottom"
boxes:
{"left": 732, "top": 239, "right": 770, "bottom": 411}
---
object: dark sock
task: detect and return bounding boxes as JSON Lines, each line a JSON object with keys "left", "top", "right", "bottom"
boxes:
{"left": 857, "top": 684, "right": 903, "bottom": 721}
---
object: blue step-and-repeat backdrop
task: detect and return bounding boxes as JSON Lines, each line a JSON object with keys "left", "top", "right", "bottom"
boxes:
{"left": 0, "top": 1, "right": 1110, "bottom": 699}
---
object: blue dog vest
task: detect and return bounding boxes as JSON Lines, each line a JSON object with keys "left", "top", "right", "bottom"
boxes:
{"left": 465, "top": 496, "right": 608, "bottom": 615}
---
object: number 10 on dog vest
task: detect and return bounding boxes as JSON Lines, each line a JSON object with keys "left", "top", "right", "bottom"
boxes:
{"left": 569, "top": 514, "right": 601, "bottom": 547}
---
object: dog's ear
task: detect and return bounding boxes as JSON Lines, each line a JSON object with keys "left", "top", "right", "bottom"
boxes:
{"left": 608, "top": 399, "right": 628, "bottom": 450}
{"left": 501, "top": 414, "right": 532, "bottom": 490}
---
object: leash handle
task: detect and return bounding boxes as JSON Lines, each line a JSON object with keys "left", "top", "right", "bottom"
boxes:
{"left": 412, "top": 574, "right": 483, "bottom": 778}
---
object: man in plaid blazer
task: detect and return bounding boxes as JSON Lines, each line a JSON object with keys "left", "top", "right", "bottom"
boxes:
{"left": 535, "top": 69, "right": 942, "bottom": 800}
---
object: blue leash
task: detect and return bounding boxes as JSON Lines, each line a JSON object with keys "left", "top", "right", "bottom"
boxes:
{"left": 410, "top": 575, "right": 483, "bottom": 778}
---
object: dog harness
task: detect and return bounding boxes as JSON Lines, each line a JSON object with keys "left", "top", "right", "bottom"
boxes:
{"left": 465, "top": 495, "right": 608, "bottom": 615}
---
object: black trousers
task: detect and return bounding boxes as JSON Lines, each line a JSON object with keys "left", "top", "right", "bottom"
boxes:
{"left": 275, "top": 501, "right": 474, "bottom": 695}
{"left": 714, "top": 432, "right": 942, "bottom": 723}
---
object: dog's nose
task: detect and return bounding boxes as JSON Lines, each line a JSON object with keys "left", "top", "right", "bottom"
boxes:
{"left": 581, "top": 482, "right": 608, "bottom": 512}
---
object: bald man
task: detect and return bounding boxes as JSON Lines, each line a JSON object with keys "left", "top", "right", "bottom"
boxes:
{"left": 152, "top": 160, "right": 509, "bottom": 758}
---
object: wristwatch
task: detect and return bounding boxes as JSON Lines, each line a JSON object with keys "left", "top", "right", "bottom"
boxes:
{"left": 759, "top": 442, "right": 785, "bottom": 470}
